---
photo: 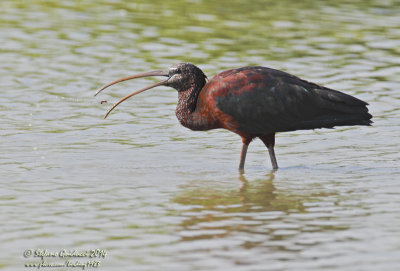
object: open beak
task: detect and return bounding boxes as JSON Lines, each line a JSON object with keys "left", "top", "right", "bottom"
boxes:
{"left": 94, "top": 70, "right": 169, "bottom": 119}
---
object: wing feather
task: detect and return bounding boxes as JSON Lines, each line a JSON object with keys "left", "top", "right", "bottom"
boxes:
{"left": 214, "top": 67, "right": 372, "bottom": 134}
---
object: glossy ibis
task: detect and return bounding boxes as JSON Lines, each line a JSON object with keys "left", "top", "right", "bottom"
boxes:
{"left": 95, "top": 63, "right": 372, "bottom": 171}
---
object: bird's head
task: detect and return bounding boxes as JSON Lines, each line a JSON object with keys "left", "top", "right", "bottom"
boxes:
{"left": 95, "top": 63, "right": 207, "bottom": 118}
{"left": 166, "top": 63, "right": 207, "bottom": 92}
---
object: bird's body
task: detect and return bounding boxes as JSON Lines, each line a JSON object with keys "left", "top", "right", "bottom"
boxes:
{"left": 96, "top": 63, "right": 372, "bottom": 171}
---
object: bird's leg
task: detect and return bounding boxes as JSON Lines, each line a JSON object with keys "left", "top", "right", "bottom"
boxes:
{"left": 268, "top": 145, "right": 278, "bottom": 170}
{"left": 239, "top": 143, "right": 248, "bottom": 172}
{"left": 259, "top": 134, "right": 279, "bottom": 170}
{"left": 239, "top": 137, "right": 253, "bottom": 172}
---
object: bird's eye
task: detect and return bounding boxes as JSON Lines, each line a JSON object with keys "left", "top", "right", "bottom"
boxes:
{"left": 169, "top": 67, "right": 181, "bottom": 76}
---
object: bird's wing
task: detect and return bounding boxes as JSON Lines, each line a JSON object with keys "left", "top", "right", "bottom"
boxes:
{"left": 210, "top": 67, "right": 371, "bottom": 134}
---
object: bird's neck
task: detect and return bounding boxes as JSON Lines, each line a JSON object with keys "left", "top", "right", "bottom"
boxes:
{"left": 176, "top": 87, "right": 213, "bottom": 131}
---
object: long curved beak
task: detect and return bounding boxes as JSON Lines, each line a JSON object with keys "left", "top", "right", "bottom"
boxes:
{"left": 94, "top": 70, "right": 169, "bottom": 119}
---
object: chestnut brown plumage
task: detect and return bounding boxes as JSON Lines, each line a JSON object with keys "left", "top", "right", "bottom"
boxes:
{"left": 95, "top": 63, "right": 372, "bottom": 171}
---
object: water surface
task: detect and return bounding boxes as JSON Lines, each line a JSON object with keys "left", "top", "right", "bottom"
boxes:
{"left": 1, "top": 0, "right": 400, "bottom": 270}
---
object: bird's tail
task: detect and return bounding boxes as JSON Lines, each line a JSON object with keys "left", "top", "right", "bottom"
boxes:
{"left": 315, "top": 87, "right": 372, "bottom": 126}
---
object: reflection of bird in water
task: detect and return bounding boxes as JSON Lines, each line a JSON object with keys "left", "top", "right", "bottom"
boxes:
{"left": 238, "top": 170, "right": 275, "bottom": 193}
{"left": 236, "top": 172, "right": 283, "bottom": 209}
{"left": 172, "top": 171, "right": 303, "bottom": 221}
{"left": 171, "top": 173, "right": 353, "bottom": 256}
{"left": 171, "top": 172, "right": 309, "bottom": 252}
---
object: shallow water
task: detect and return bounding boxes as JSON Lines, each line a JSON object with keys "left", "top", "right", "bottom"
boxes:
{"left": 1, "top": 0, "right": 400, "bottom": 270}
